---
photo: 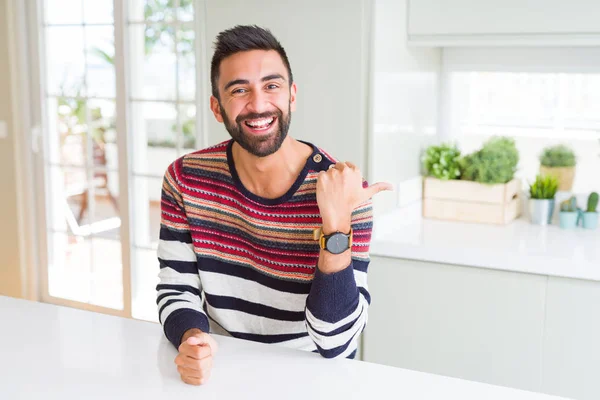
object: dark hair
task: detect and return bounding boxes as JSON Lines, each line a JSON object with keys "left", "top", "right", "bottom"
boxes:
{"left": 210, "top": 25, "right": 293, "bottom": 100}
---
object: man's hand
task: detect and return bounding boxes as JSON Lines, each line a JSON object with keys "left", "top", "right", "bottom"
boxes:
{"left": 174, "top": 328, "right": 218, "bottom": 386}
{"left": 316, "top": 162, "right": 392, "bottom": 234}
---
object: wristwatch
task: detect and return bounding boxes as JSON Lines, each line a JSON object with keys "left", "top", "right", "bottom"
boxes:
{"left": 313, "top": 227, "right": 353, "bottom": 255}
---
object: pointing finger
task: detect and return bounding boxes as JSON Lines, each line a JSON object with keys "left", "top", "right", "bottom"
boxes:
{"left": 364, "top": 182, "right": 394, "bottom": 199}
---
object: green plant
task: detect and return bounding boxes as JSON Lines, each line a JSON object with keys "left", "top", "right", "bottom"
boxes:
{"left": 91, "top": 0, "right": 195, "bottom": 66}
{"left": 529, "top": 174, "right": 559, "bottom": 200}
{"left": 422, "top": 143, "right": 461, "bottom": 180}
{"left": 560, "top": 196, "right": 578, "bottom": 212}
{"left": 459, "top": 137, "right": 519, "bottom": 184}
{"left": 540, "top": 145, "right": 576, "bottom": 167}
{"left": 587, "top": 192, "right": 599, "bottom": 212}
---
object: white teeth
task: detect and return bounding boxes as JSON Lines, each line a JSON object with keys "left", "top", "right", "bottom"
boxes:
{"left": 246, "top": 117, "right": 274, "bottom": 128}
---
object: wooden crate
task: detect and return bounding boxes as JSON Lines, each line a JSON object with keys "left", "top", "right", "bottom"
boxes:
{"left": 422, "top": 177, "right": 522, "bottom": 225}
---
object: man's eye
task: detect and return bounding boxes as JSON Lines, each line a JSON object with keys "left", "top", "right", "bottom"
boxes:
{"left": 232, "top": 88, "right": 247, "bottom": 94}
{"left": 266, "top": 84, "right": 279, "bottom": 90}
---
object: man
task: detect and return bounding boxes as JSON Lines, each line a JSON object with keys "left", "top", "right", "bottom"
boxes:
{"left": 157, "top": 25, "right": 391, "bottom": 386}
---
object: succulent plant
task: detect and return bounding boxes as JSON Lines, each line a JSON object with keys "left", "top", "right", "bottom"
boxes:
{"left": 459, "top": 137, "right": 519, "bottom": 184}
{"left": 560, "top": 196, "right": 578, "bottom": 212}
{"left": 540, "top": 145, "right": 576, "bottom": 167}
{"left": 529, "top": 174, "right": 559, "bottom": 200}
{"left": 422, "top": 143, "right": 462, "bottom": 180}
{"left": 587, "top": 192, "right": 599, "bottom": 213}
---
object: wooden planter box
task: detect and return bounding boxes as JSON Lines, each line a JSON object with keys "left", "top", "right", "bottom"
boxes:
{"left": 422, "top": 177, "right": 522, "bottom": 225}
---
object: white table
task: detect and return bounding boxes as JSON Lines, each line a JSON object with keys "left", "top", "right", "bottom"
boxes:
{"left": 0, "top": 296, "right": 571, "bottom": 399}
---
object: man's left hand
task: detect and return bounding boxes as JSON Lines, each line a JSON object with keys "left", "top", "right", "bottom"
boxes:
{"left": 316, "top": 162, "right": 392, "bottom": 234}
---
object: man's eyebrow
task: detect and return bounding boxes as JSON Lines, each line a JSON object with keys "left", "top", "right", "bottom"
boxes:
{"left": 224, "top": 79, "right": 249, "bottom": 91}
{"left": 262, "top": 73, "right": 285, "bottom": 82}
{"left": 223, "top": 74, "right": 286, "bottom": 91}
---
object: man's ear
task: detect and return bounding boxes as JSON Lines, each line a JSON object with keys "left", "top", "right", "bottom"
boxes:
{"left": 289, "top": 82, "right": 297, "bottom": 112}
{"left": 210, "top": 95, "right": 224, "bottom": 123}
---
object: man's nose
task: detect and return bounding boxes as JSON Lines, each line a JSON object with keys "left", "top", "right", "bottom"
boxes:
{"left": 246, "top": 89, "right": 269, "bottom": 114}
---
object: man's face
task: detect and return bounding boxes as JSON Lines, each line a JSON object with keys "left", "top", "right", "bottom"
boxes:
{"left": 210, "top": 50, "right": 297, "bottom": 157}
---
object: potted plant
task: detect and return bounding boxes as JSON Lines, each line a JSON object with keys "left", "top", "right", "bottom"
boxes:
{"left": 558, "top": 196, "right": 581, "bottom": 229}
{"left": 459, "top": 137, "right": 519, "bottom": 185}
{"left": 422, "top": 143, "right": 461, "bottom": 180}
{"left": 582, "top": 192, "right": 599, "bottom": 229}
{"left": 422, "top": 137, "right": 522, "bottom": 225}
{"left": 539, "top": 145, "right": 576, "bottom": 191}
{"left": 528, "top": 174, "right": 558, "bottom": 225}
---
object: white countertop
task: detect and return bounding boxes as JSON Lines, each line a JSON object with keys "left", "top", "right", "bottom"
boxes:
{"left": 1, "top": 296, "right": 571, "bottom": 400}
{"left": 371, "top": 203, "right": 600, "bottom": 282}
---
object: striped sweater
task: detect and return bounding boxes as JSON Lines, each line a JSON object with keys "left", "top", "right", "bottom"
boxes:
{"left": 156, "top": 139, "right": 373, "bottom": 359}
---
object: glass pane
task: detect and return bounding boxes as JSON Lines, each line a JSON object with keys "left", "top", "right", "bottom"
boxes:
{"left": 48, "top": 233, "right": 123, "bottom": 310}
{"left": 130, "top": 0, "right": 177, "bottom": 23}
{"left": 132, "top": 176, "right": 163, "bottom": 248}
{"left": 48, "top": 96, "right": 88, "bottom": 165}
{"left": 132, "top": 24, "right": 177, "bottom": 100}
{"left": 48, "top": 232, "right": 92, "bottom": 303}
{"left": 88, "top": 99, "right": 117, "bottom": 168}
{"left": 449, "top": 71, "right": 600, "bottom": 194}
{"left": 90, "top": 237, "right": 123, "bottom": 310}
{"left": 83, "top": 0, "right": 114, "bottom": 24}
{"left": 45, "top": 0, "right": 83, "bottom": 25}
{"left": 64, "top": 183, "right": 93, "bottom": 230}
{"left": 177, "top": 26, "right": 195, "bottom": 101}
{"left": 132, "top": 247, "right": 160, "bottom": 322}
{"left": 87, "top": 167, "right": 121, "bottom": 241}
{"left": 46, "top": 27, "right": 86, "bottom": 97}
{"left": 131, "top": 101, "right": 177, "bottom": 175}
{"left": 48, "top": 165, "right": 121, "bottom": 240}
{"left": 48, "top": 166, "right": 88, "bottom": 233}
{"left": 130, "top": 24, "right": 177, "bottom": 100}
{"left": 178, "top": 0, "right": 194, "bottom": 22}
{"left": 179, "top": 104, "right": 196, "bottom": 153}
{"left": 86, "top": 26, "right": 116, "bottom": 98}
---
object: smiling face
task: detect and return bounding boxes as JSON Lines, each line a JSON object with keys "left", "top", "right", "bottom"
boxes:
{"left": 210, "top": 50, "right": 297, "bottom": 157}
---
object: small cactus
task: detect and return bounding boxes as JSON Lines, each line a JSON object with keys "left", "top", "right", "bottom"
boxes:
{"left": 560, "top": 196, "right": 578, "bottom": 212}
{"left": 587, "top": 192, "right": 599, "bottom": 213}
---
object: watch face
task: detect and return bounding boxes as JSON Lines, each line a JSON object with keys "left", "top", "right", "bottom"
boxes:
{"left": 326, "top": 233, "right": 349, "bottom": 254}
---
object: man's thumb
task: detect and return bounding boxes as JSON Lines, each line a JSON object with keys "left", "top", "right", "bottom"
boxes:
{"left": 365, "top": 182, "right": 394, "bottom": 198}
{"left": 186, "top": 335, "right": 206, "bottom": 346}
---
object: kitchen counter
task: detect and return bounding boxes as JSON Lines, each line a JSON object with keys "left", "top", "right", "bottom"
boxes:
{"left": 371, "top": 202, "right": 600, "bottom": 282}
{"left": 0, "top": 296, "right": 571, "bottom": 400}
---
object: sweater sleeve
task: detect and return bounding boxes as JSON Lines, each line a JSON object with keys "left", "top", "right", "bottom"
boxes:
{"left": 156, "top": 159, "right": 210, "bottom": 348}
{"left": 305, "top": 199, "right": 373, "bottom": 359}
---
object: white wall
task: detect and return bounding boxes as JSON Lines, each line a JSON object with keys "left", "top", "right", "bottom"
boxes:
{"left": 202, "top": 0, "right": 372, "bottom": 171}
{"left": 369, "top": 0, "right": 441, "bottom": 217}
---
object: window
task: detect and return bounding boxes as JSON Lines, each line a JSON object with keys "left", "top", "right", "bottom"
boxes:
{"left": 36, "top": 0, "right": 202, "bottom": 321}
{"left": 442, "top": 48, "right": 600, "bottom": 193}
{"left": 127, "top": 0, "right": 199, "bottom": 321}
{"left": 43, "top": 0, "right": 122, "bottom": 310}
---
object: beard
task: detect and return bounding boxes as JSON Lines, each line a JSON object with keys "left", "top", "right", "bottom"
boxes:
{"left": 220, "top": 102, "right": 291, "bottom": 158}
